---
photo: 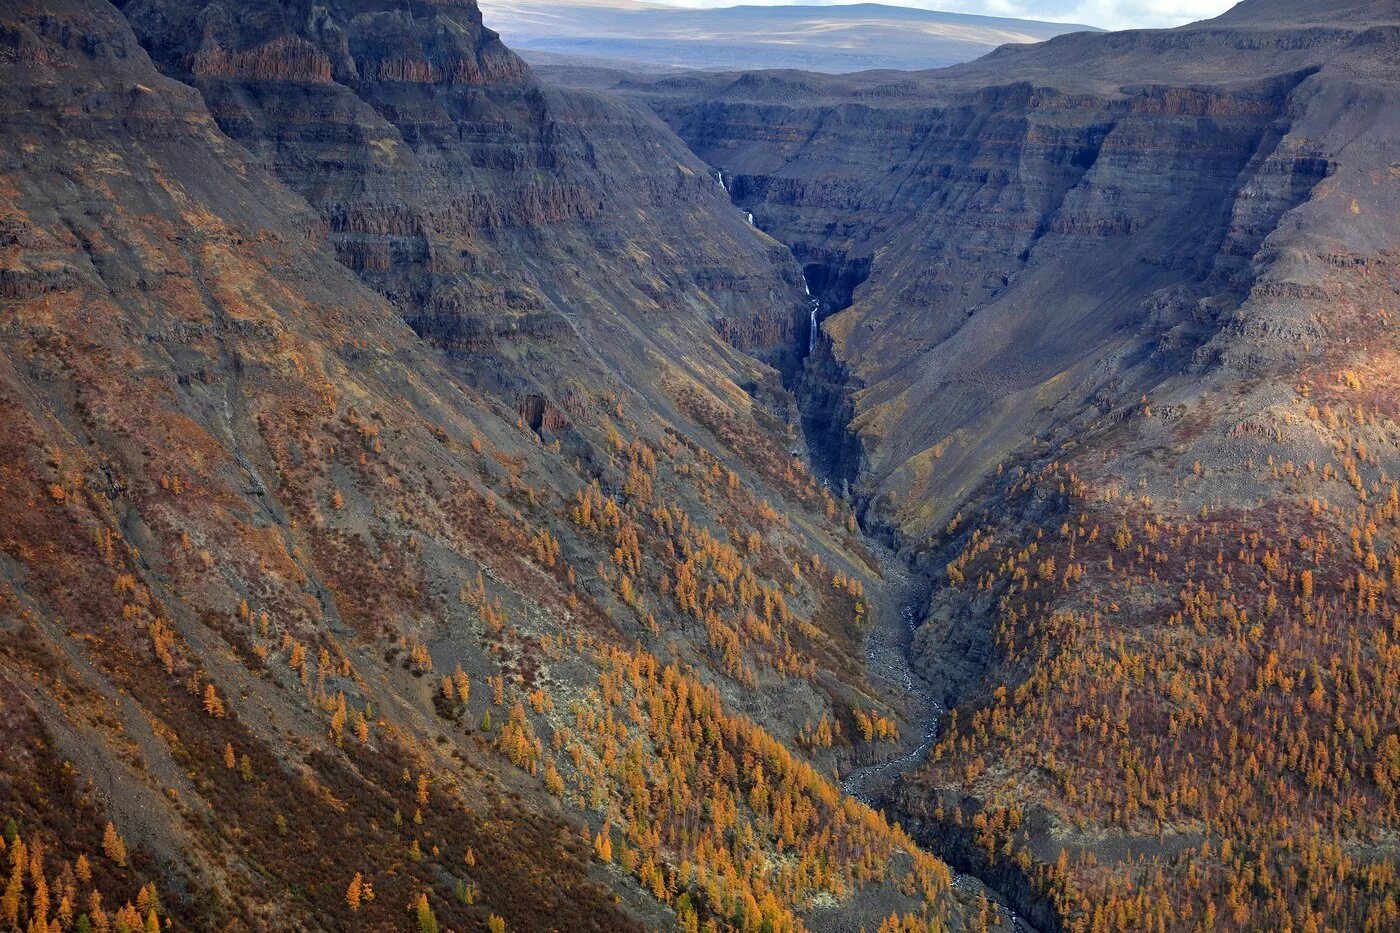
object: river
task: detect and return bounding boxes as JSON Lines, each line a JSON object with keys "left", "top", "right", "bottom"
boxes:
{"left": 841, "top": 547, "right": 1035, "bottom": 932}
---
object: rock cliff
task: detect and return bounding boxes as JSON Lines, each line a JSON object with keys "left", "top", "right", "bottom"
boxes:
{"left": 120, "top": 0, "right": 812, "bottom": 407}
{"left": 630, "top": 2, "right": 1395, "bottom": 541}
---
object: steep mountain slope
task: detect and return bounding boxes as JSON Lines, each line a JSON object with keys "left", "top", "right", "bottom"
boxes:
{"left": 626, "top": 1, "right": 1400, "bottom": 929}
{"left": 5, "top": 0, "right": 1399, "bottom": 929}
{"left": 118, "top": 0, "right": 812, "bottom": 403}
{"left": 0, "top": 0, "right": 993, "bottom": 930}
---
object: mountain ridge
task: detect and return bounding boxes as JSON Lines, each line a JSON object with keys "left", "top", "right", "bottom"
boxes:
{"left": 623, "top": 1, "right": 1400, "bottom": 926}
{"left": 479, "top": 0, "right": 1100, "bottom": 74}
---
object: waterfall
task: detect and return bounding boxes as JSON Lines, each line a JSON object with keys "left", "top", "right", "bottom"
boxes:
{"left": 746, "top": 212, "right": 754, "bottom": 226}
{"left": 802, "top": 270, "right": 819, "bottom": 354}
{"left": 716, "top": 170, "right": 725, "bottom": 191}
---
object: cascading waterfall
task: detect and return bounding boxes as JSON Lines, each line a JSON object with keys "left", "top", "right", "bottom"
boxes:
{"left": 804, "top": 273, "right": 820, "bottom": 354}
{"left": 713, "top": 168, "right": 753, "bottom": 227}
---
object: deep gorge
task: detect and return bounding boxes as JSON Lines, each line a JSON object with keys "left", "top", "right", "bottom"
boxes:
{"left": 635, "top": 36, "right": 1375, "bottom": 932}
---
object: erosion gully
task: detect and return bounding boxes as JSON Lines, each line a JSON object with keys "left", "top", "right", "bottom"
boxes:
{"left": 772, "top": 228, "right": 1038, "bottom": 931}
{"left": 842, "top": 540, "right": 1037, "bottom": 932}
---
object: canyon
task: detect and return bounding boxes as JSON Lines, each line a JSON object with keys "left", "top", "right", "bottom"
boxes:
{"left": 619, "top": 5, "right": 1400, "bottom": 924}
{"left": 1, "top": 0, "right": 1398, "bottom": 931}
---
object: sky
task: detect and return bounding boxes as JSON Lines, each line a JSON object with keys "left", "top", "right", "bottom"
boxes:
{"left": 644, "top": 0, "right": 1240, "bottom": 31}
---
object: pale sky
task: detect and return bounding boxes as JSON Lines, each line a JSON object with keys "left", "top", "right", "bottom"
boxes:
{"left": 645, "top": 0, "right": 1240, "bottom": 31}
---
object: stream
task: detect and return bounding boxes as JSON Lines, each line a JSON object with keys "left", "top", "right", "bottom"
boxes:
{"left": 720, "top": 170, "right": 1028, "bottom": 926}
{"left": 840, "top": 548, "right": 1034, "bottom": 931}
{"left": 840, "top": 552, "right": 943, "bottom": 805}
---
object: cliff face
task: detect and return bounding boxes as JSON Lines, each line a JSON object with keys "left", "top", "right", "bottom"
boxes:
{"left": 0, "top": 2, "right": 643, "bottom": 927}
{"left": 120, "top": 0, "right": 811, "bottom": 409}
{"left": 630, "top": 11, "right": 1391, "bottom": 540}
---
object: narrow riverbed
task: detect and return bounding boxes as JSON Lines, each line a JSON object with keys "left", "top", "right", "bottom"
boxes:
{"left": 842, "top": 548, "right": 1036, "bottom": 932}
{"left": 840, "top": 551, "right": 944, "bottom": 804}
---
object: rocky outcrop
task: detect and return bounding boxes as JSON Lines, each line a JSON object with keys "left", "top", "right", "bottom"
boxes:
{"left": 190, "top": 34, "right": 333, "bottom": 82}
{"left": 122, "top": 0, "right": 530, "bottom": 88}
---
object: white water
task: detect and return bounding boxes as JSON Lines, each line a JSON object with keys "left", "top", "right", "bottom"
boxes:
{"left": 716, "top": 170, "right": 725, "bottom": 190}
{"left": 803, "top": 270, "right": 820, "bottom": 354}
{"left": 746, "top": 212, "right": 754, "bottom": 225}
